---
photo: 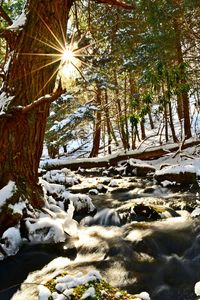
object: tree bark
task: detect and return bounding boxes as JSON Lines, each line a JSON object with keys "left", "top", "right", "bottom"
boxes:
{"left": 114, "top": 70, "right": 129, "bottom": 150}
{"left": 168, "top": 101, "right": 178, "bottom": 143}
{"left": 174, "top": 17, "right": 192, "bottom": 139}
{"left": 0, "top": 0, "right": 72, "bottom": 209}
{"left": 105, "top": 89, "right": 112, "bottom": 154}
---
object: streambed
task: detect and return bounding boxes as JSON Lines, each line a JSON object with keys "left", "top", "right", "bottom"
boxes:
{"left": 1, "top": 176, "right": 200, "bottom": 300}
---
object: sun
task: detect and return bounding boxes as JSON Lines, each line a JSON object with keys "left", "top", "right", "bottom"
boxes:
{"left": 59, "top": 43, "right": 83, "bottom": 83}
{"left": 62, "top": 48, "right": 75, "bottom": 64}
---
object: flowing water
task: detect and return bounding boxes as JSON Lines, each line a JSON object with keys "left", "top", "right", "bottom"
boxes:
{"left": 1, "top": 177, "right": 200, "bottom": 300}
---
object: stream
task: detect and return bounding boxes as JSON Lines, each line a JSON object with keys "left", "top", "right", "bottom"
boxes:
{"left": 1, "top": 176, "right": 200, "bottom": 300}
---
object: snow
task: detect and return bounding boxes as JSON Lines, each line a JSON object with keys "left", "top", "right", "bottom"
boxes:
{"left": 40, "top": 179, "right": 65, "bottom": 195}
{"left": 191, "top": 207, "right": 200, "bottom": 218}
{"left": 155, "top": 163, "right": 197, "bottom": 176}
{"left": 8, "top": 10, "right": 27, "bottom": 30}
{"left": 3, "top": 54, "right": 12, "bottom": 73}
{"left": 55, "top": 271, "right": 101, "bottom": 291}
{"left": 42, "top": 168, "right": 80, "bottom": 186}
{"left": 115, "top": 291, "right": 123, "bottom": 298}
{"left": 161, "top": 180, "right": 177, "bottom": 187}
{"left": 195, "top": 281, "right": 200, "bottom": 296}
{"left": 0, "top": 227, "right": 21, "bottom": 257}
{"left": 89, "top": 188, "right": 99, "bottom": 195}
{"left": 8, "top": 201, "right": 26, "bottom": 215}
{"left": 38, "top": 285, "right": 51, "bottom": 300}
{"left": 49, "top": 104, "right": 96, "bottom": 132}
{"left": 61, "top": 191, "right": 96, "bottom": 213}
{"left": 0, "top": 92, "right": 14, "bottom": 113}
{"left": 40, "top": 138, "right": 199, "bottom": 171}
{"left": 0, "top": 181, "right": 16, "bottom": 209}
{"left": 139, "top": 291, "right": 151, "bottom": 300}
{"left": 26, "top": 217, "right": 66, "bottom": 243}
{"left": 36, "top": 270, "right": 101, "bottom": 300}
{"left": 82, "top": 287, "right": 95, "bottom": 299}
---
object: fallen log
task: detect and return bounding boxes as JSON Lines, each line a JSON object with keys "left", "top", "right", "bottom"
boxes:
{"left": 41, "top": 139, "right": 200, "bottom": 171}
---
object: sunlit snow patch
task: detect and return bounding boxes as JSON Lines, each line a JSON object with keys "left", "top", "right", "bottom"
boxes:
{"left": 0, "top": 180, "right": 16, "bottom": 209}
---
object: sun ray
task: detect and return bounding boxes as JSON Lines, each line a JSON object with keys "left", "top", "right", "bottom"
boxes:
{"left": 36, "top": 64, "right": 61, "bottom": 98}
{"left": 26, "top": 33, "right": 63, "bottom": 53}
{"left": 36, "top": 11, "right": 65, "bottom": 52}
{"left": 12, "top": 10, "right": 108, "bottom": 95}
{"left": 58, "top": 14, "right": 67, "bottom": 48}
{"left": 31, "top": 57, "right": 61, "bottom": 74}
{"left": 70, "top": 61, "right": 87, "bottom": 81}
{"left": 12, "top": 56, "right": 61, "bottom": 83}
{"left": 79, "top": 59, "right": 110, "bottom": 78}
{"left": 69, "top": 31, "right": 76, "bottom": 49}
{"left": 18, "top": 53, "right": 61, "bottom": 57}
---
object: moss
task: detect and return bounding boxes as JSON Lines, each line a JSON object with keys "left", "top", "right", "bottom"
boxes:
{"left": 72, "top": 279, "right": 131, "bottom": 299}
{"left": 45, "top": 273, "right": 67, "bottom": 293}
{"left": 45, "top": 276, "right": 140, "bottom": 299}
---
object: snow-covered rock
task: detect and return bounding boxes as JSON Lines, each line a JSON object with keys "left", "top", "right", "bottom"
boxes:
{"left": 195, "top": 281, "right": 200, "bottom": 296}
{"left": 42, "top": 169, "right": 80, "bottom": 187}
{"left": 38, "top": 285, "right": 51, "bottom": 300}
{"left": 0, "top": 227, "right": 22, "bottom": 257}
{"left": 155, "top": 164, "right": 197, "bottom": 184}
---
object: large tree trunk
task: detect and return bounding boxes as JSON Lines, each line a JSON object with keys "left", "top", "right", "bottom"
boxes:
{"left": 0, "top": 0, "right": 72, "bottom": 215}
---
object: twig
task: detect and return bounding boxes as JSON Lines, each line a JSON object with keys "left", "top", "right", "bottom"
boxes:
{"left": 172, "top": 137, "right": 186, "bottom": 158}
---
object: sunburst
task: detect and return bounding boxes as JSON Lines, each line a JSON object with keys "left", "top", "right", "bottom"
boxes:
{"left": 15, "top": 12, "right": 92, "bottom": 98}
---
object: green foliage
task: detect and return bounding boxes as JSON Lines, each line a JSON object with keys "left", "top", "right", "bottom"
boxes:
{"left": 45, "top": 93, "right": 95, "bottom": 155}
{"left": 2, "top": 0, "right": 25, "bottom": 21}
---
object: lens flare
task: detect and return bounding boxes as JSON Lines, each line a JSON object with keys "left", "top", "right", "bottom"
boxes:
{"left": 62, "top": 48, "right": 74, "bottom": 63}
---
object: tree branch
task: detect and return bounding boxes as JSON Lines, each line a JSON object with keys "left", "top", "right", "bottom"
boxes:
{"left": 94, "top": 0, "right": 135, "bottom": 10}
{"left": 0, "top": 5, "right": 12, "bottom": 25}
{"left": 23, "top": 86, "right": 64, "bottom": 114}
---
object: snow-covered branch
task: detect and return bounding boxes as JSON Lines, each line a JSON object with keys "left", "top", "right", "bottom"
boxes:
{"left": 23, "top": 87, "right": 64, "bottom": 114}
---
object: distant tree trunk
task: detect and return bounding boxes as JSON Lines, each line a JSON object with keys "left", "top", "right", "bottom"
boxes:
{"left": 63, "top": 145, "right": 67, "bottom": 153}
{"left": 89, "top": 86, "right": 102, "bottom": 157}
{"left": 174, "top": 18, "right": 192, "bottom": 139}
{"left": 47, "top": 144, "right": 59, "bottom": 159}
{"left": 168, "top": 102, "right": 178, "bottom": 143}
{"left": 105, "top": 89, "right": 112, "bottom": 154}
{"left": 123, "top": 75, "right": 130, "bottom": 149}
{"left": 140, "top": 118, "right": 146, "bottom": 140}
{"left": 114, "top": 70, "right": 129, "bottom": 150}
{"left": 148, "top": 111, "right": 154, "bottom": 129}
{"left": 0, "top": 0, "right": 72, "bottom": 230}
{"left": 164, "top": 104, "right": 169, "bottom": 142}
{"left": 110, "top": 120, "right": 119, "bottom": 147}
